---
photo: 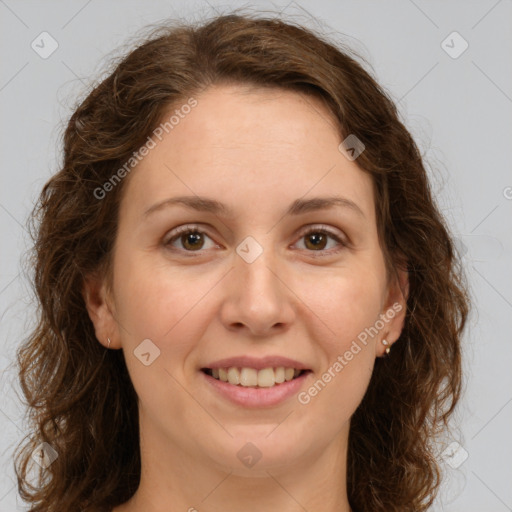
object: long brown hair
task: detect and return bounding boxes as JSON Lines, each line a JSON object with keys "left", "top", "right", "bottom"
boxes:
{"left": 15, "top": 11, "right": 469, "bottom": 512}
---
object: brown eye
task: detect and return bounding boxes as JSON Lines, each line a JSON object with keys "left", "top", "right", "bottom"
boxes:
{"left": 295, "top": 227, "right": 347, "bottom": 254}
{"left": 304, "top": 232, "right": 329, "bottom": 250}
{"left": 180, "top": 231, "right": 204, "bottom": 250}
{"left": 165, "top": 226, "right": 216, "bottom": 252}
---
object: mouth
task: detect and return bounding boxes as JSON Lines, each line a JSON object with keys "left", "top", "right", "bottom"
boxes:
{"left": 201, "top": 367, "right": 312, "bottom": 388}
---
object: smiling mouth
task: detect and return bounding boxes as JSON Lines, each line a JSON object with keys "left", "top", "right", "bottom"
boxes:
{"left": 201, "top": 367, "right": 311, "bottom": 388}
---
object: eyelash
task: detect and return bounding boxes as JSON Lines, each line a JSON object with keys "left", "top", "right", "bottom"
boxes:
{"left": 163, "top": 224, "right": 348, "bottom": 257}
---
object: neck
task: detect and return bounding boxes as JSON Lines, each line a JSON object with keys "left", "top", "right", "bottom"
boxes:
{"left": 114, "top": 414, "right": 352, "bottom": 512}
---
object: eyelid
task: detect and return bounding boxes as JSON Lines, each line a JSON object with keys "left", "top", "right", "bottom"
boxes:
{"left": 163, "top": 223, "right": 209, "bottom": 243}
{"left": 295, "top": 224, "right": 348, "bottom": 244}
{"left": 163, "top": 223, "right": 220, "bottom": 251}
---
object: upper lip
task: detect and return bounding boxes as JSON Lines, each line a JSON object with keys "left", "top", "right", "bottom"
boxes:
{"left": 202, "top": 356, "right": 311, "bottom": 371}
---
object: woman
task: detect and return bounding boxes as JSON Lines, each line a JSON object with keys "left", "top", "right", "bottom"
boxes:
{"left": 15, "top": 11, "right": 469, "bottom": 512}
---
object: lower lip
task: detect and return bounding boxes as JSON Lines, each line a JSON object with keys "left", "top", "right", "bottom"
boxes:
{"left": 201, "top": 370, "right": 312, "bottom": 408}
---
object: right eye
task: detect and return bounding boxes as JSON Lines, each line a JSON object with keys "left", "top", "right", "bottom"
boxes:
{"left": 163, "top": 225, "right": 219, "bottom": 253}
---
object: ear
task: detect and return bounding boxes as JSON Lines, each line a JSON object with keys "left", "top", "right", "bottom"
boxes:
{"left": 376, "top": 265, "right": 409, "bottom": 357}
{"left": 82, "top": 270, "right": 122, "bottom": 349}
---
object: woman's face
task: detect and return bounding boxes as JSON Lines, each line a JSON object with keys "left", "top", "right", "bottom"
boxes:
{"left": 86, "top": 84, "right": 406, "bottom": 476}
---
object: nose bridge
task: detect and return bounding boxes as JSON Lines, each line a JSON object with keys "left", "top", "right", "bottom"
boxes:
{"left": 236, "top": 234, "right": 281, "bottom": 299}
{"left": 221, "top": 233, "right": 294, "bottom": 333}
{"left": 241, "top": 246, "right": 276, "bottom": 290}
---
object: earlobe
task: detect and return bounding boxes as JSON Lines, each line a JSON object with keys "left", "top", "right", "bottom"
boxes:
{"left": 82, "top": 272, "right": 121, "bottom": 349}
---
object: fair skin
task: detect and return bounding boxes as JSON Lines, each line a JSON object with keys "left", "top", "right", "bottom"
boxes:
{"left": 84, "top": 84, "right": 408, "bottom": 512}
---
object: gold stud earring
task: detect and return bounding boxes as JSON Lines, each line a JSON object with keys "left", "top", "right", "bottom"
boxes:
{"left": 107, "top": 337, "right": 111, "bottom": 348}
{"left": 382, "top": 339, "right": 390, "bottom": 355}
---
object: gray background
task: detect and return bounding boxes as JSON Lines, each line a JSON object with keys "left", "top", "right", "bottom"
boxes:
{"left": 1, "top": 0, "right": 511, "bottom": 510}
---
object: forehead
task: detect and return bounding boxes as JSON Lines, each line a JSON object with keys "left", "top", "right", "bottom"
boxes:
{"left": 120, "top": 84, "right": 375, "bottom": 223}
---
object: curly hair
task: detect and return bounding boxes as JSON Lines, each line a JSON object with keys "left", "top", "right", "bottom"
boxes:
{"left": 14, "top": 11, "right": 469, "bottom": 512}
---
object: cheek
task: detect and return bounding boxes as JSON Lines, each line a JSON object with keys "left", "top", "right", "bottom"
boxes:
{"left": 111, "top": 256, "right": 216, "bottom": 420}
{"left": 113, "top": 250, "right": 220, "bottom": 341}
{"left": 293, "top": 265, "right": 383, "bottom": 410}
{"left": 301, "top": 265, "right": 385, "bottom": 346}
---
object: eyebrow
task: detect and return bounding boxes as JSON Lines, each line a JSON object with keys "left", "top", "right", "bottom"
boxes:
{"left": 143, "top": 195, "right": 365, "bottom": 219}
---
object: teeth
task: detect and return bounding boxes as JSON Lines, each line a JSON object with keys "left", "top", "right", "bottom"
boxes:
{"left": 257, "top": 368, "right": 275, "bottom": 388}
{"left": 240, "top": 368, "right": 258, "bottom": 386}
{"left": 227, "top": 367, "right": 240, "bottom": 385}
{"left": 275, "top": 367, "right": 285, "bottom": 384}
{"left": 208, "top": 366, "right": 305, "bottom": 387}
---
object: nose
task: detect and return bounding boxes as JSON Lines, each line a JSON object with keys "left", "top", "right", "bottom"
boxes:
{"left": 219, "top": 244, "right": 296, "bottom": 337}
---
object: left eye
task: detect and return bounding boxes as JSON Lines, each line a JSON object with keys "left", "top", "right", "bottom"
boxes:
{"left": 295, "top": 227, "right": 346, "bottom": 252}
{"left": 164, "top": 225, "right": 346, "bottom": 254}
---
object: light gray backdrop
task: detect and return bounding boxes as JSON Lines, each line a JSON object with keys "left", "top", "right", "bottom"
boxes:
{"left": 1, "top": 0, "right": 511, "bottom": 510}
